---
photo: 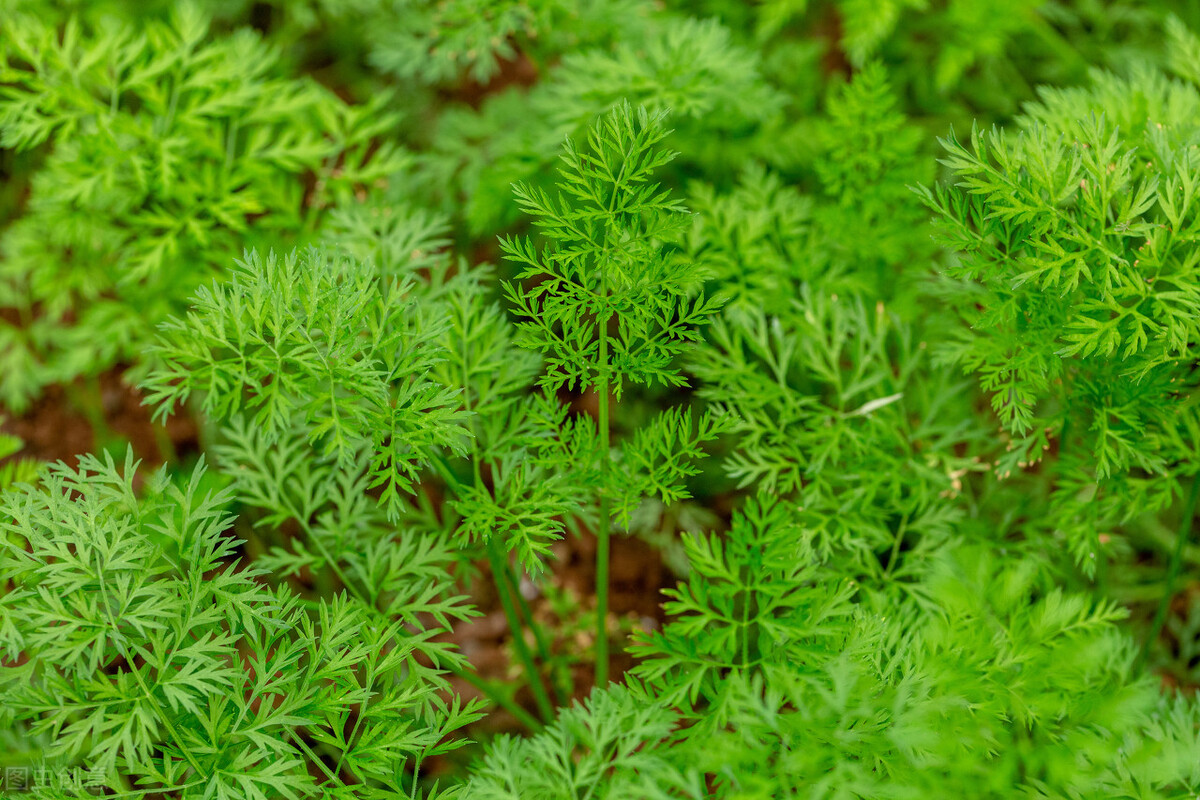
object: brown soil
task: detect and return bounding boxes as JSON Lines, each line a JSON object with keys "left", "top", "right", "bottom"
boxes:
{"left": 1, "top": 367, "right": 199, "bottom": 470}
{"left": 444, "top": 46, "right": 539, "bottom": 110}
{"left": 446, "top": 527, "right": 671, "bottom": 733}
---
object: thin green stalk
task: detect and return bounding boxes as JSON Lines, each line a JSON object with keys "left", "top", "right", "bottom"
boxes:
{"left": 740, "top": 573, "right": 751, "bottom": 669}
{"left": 333, "top": 659, "right": 376, "bottom": 780}
{"left": 460, "top": 669, "right": 541, "bottom": 731}
{"left": 595, "top": 363, "right": 612, "bottom": 687}
{"left": 465, "top": 434, "right": 555, "bottom": 716}
{"left": 99, "top": 779, "right": 208, "bottom": 799}
{"left": 289, "top": 730, "right": 343, "bottom": 785}
{"left": 65, "top": 374, "right": 113, "bottom": 447}
{"left": 287, "top": 476, "right": 539, "bottom": 731}
{"left": 487, "top": 538, "right": 556, "bottom": 721}
{"left": 431, "top": 452, "right": 555, "bottom": 724}
{"left": 503, "top": 563, "right": 568, "bottom": 703}
{"left": 293, "top": 514, "right": 360, "bottom": 611}
{"left": 459, "top": 330, "right": 555, "bottom": 711}
{"left": 152, "top": 420, "right": 177, "bottom": 464}
{"left": 1137, "top": 471, "right": 1200, "bottom": 672}
{"left": 883, "top": 512, "right": 910, "bottom": 580}
{"left": 314, "top": 555, "right": 334, "bottom": 599}
{"left": 432, "top": 451, "right": 467, "bottom": 495}
{"left": 117, "top": 640, "right": 207, "bottom": 776}
{"left": 95, "top": 551, "right": 207, "bottom": 777}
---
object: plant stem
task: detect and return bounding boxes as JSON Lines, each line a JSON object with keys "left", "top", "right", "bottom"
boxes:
{"left": 595, "top": 365, "right": 612, "bottom": 686}
{"left": 66, "top": 374, "right": 113, "bottom": 448}
{"left": 152, "top": 421, "right": 177, "bottom": 464}
{"left": 431, "top": 452, "right": 556, "bottom": 724}
{"left": 334, "top": 659, "right": 376, "bottom": 780}
{"left": 1138, "top": 471, "right": 1200, "bottom": 672}
{"left": 289, "top": 730, "right": 343, "bottom": 785}
{"left": 740, "top": 573, "right": 751, "bottom": 668}
{"left": 503, "top": 563, "right": 568, "bottom": 703}
{"left": 883, "top": 512, "right": 910, "bottom": 579}
{"left": 117, "top": 643, "right": 207, "bottom": 776}
{"left": 460, "top": 329, "right": 557, "bottom": 713}
{"left": 289, "top": 475, "right": 540, "bottom": 731}
{"left": 487, "top": 538, "right": 556, "bottom": 721}
{"left": 459, "top": 669, "right": 542, "bottom": 732}
{"left": 94, "top": 550, "right": 207, "bottom": 777}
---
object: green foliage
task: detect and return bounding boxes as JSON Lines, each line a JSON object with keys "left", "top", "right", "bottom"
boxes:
{"left": 502, "top": 102, "right": 724, "bottom": 398}
{"left": 4, "top": 2, "right": 1200, "bottom": 798}
{"left": 683, "top": 63, "right": 933, "bottom": 312}
{"left": 363, "top": 0, "right": 538, "bottom": 85}
{"left": 0, "top": 451, "right": 479, "bottom": 798}
{"left": 144, "top": 246, "right": 470, "bottom": 519}
{"left": 419, "top": 14, "right": 780, "bottom": 235}
{"left": 631, "top": 494, "right": 857, "bottom": 726}
{"left": 466, "top": 682, "right": 691, "bottom": 799}
{"left": 0, "top": 3, "right": 403, "bottom": 410}
{"left": 689, "top": 290, "right": 990, "bottom": 583}
{"left": 916, "top": 34, "right": 1200, "bottom": 572}
{"left": 473, "top": 528, "right": 1200, "bottom": 798}
{"left": 684, "top": 164, "right": 816, "bottom": 312}
{"left": 814, "top": 62, "right": 933, "bottom": 285}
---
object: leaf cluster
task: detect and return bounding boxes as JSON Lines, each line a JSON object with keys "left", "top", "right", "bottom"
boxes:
{"left": 0, "top": 3, "right": 402, "bottom": 410}
{"left": 5, "top": 4, "right": 1200, "bottom": 799}
{"left": 0, "top": 452, "right": 479, "bottom": 798}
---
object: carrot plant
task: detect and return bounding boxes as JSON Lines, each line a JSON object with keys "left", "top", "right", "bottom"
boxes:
{"left": 3, "top": 2, "right": 1200, "bottom": 798}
